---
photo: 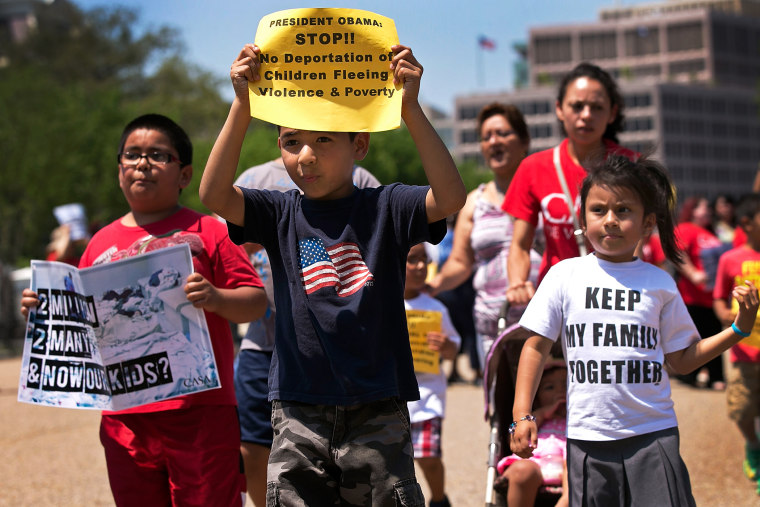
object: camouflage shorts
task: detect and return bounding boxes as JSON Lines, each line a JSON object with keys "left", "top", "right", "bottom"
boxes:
{"left": 267, "top": 397, "right": 425, "bottom": 506}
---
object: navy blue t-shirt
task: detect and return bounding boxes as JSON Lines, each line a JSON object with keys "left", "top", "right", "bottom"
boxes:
{"left": 228, "top": 183, "right": 446, "bottom": 405}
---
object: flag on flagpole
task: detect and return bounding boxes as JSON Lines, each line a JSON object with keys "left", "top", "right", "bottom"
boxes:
{"left": 478, "top": 35, "right": 497, "bottom": 50}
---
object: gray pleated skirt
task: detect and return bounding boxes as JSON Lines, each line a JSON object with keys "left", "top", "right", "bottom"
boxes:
{"left": 567, "top": 427, "right": 696, "bottom": 507}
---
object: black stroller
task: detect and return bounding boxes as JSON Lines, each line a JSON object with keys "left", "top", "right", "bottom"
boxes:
{"left": 482, "top": 309, "right": 564, "bottom": 507}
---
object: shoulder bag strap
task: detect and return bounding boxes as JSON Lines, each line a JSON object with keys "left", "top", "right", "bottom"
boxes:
{"left": 553, "top": 145, "right": 587, "bottom": 257}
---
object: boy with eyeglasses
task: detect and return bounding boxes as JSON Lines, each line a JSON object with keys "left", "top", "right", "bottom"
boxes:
{"left": 21, "top": 113, "right": 267, "bottom": 506}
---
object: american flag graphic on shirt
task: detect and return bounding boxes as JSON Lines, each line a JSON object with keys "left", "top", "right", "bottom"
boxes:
{"left": 299, "top": 237, "right": 373, "bottom": 297}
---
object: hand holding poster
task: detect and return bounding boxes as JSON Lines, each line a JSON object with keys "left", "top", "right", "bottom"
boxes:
{"left": 406, "top": 309, "right": 442, "bottom": 375}
{"left": 251, "top": 8, "right": 401, "bottom": 132}
{"left": 18, "top": 244, "right": 220, "bottom": 410}
{"left": 53, "top": 203, "right": 89, "bottom": 241}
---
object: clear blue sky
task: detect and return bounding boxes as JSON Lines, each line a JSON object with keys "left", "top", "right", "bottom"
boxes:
{"left": 72, "top": 0, "right": 652, "bottom": 113}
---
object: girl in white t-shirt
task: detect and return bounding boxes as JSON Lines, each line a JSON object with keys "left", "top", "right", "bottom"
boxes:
{"left": 509, "top": 154, "right": 759, "bottom": 506}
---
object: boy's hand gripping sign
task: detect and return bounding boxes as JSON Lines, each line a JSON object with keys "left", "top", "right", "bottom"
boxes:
{"left": 251, "top": 8, "right": 401, "bottom": 132}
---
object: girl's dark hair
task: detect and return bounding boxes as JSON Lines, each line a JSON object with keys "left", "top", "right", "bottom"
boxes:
{"left": 532, "top": 362, "right": 567, "bottom": 411}
{"left": 119, "top": 114, "right": 192, "bottom": 166}
{"left": 711, "top": 194, "right": 736, "bottom": 227}
{"left": 580, "top": 154, "right": 683, "bottom": 264}
{"left": 712, "top": 193, "right": 736, "bottom": 208}
{"left": 735, "top": 193, "right": 760, "bottom": 223}
{"left": 557, "top": 62, "right": 625, "bottom": 143}
{"left": 677, "top": 196, "right": 708, "bottom": 225}
{"left": 477, "top": 102, "right": 530, "bottom": 150}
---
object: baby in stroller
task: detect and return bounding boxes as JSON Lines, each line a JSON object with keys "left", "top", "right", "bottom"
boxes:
{"left": 495, "top": 360, "right": 568, "bottom": 507}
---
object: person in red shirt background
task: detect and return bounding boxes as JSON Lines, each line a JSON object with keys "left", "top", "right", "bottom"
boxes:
{"left": 713, "top": 193, "right": 760, "bottom": 493}
{"left": 673, "top": 196, "right": 726, "bottom": 389}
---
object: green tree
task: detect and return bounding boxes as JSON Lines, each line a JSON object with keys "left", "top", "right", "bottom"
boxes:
{"left": 0, "top": 65, "right": 129, "bottom": 265}
{"left": 360, "top": 126, "right": 490, "bottom": 191}
{"left": 7, "top": 1, "right": 178, "bottom": 88}
{"left": 0, "top": 0, "right": 488, "bottom": 265}
{"left": 363, "top": 127, "right": 491, "bottom": 191}
{"left": 0, "top": 0, "right": 224, "bottom": 265}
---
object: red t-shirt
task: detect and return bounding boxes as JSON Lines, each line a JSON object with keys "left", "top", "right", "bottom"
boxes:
{"left": 674, "top": 222, "right": 723, "bottom": 307}
{"left": 502, "top": 138, "right": 637, "bottom": 283}
{"left": 79, "top": 207, "right": 262, "bottom": 414}
{"left": 713, "top": 246, "right": 760, "bottom": 362}
{"left": 641, "top": 233, "right": 666, "bottom": 266}
{"left": 733, "top": 227, "right": 747, "bottom": 247}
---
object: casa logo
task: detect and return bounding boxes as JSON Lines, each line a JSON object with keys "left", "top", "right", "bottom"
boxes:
{"left": 183, "top": 375, "right": 215, "bottom": 387}
{"left": 540, "top": 192, "right": 579, "bottom": 225}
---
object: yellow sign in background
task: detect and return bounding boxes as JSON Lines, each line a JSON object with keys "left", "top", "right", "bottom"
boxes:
{"left": 251, "top": 8, "right": 401, "bottom": 132}
{"left": 406, "top": 309, "right": 442, "bottom": 375}
{"left": 731, "top": 274, "right": 760, "bottom": 350}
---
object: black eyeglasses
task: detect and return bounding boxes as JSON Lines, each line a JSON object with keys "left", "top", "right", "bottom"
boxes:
{"left": 118, "top": 151, "right": 182, "bottom": 166}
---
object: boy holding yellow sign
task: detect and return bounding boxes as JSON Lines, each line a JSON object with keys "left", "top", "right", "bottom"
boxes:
{"left": 404, "top": 243, "right": 459, "bottom": 507}
{"left": 200, "top": 8, "right": 466, "bottom": 505}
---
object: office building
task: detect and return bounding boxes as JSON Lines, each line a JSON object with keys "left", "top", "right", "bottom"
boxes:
{"left": 453, "top": 0, "right": 760, "bottom": 199}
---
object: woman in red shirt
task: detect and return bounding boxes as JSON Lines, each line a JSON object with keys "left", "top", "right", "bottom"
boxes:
{"left": 674, "top": 196, "right": 727, "bottom": 389}
{"left": 503, "top": 62, "right": 635, "bottom": 306}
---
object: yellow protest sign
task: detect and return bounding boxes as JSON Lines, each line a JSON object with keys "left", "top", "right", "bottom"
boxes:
{"left": 406, "top": 309, "right": 442, "bottom": 375}
{"left": 251, "top": 8, "right": 401, "bottom": 132}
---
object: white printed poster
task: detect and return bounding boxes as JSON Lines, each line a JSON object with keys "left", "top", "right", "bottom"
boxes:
{"left": 18, "top": 244, "right": 220, "bottom": 410}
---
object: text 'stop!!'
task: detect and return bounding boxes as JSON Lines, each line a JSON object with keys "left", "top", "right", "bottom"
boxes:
{"left": 251, "top": 8, "right": 401, "bottom": 132}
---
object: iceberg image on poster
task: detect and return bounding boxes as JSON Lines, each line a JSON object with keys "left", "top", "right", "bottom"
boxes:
{"left": 18, "top": 244, "right": 220, "bottom": 410}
